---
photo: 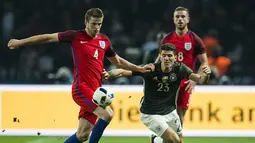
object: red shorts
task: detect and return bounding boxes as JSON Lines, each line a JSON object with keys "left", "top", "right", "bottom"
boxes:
{"left": 177, "top": 79, "right": 192, "bottom": 110}
{"left": 72, "top": 84, "right": 98, "bottom": 125}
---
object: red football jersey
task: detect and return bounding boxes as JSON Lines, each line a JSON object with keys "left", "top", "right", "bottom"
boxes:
{"left": 58, "top": 30, "right": 116, "bottom": 90}
{"left": 162, "top": 31, "right": 205, "bottom": 71}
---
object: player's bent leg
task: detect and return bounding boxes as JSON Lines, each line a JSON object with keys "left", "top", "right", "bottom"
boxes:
{"left": 150, "top": 127, "right": 180, "bottom": 143}
{"left": 141, "top": 113, "right": 180, "bottom": 143}
{"left": 64, "top": 117, "right": 94, "bottom": 143}
{"left": 71, "top": 85, "right": 106, "bottom": 143}
{"left": 177, "top": 82, "right": 191, "bottom": 126}
{"left": 161, "top": 127, "right": 180, "bottom": 143}
{"left": 167, "top": 110, "right": 183, "bottom": 143}
{"left": 88, "top": 106, "right": 114, "bottom": 143}
{"left": 76, "top": 117, "right": 94, "bottom": 141}
{"left": 93, "top": 106, "right": 114, "bottom": 122}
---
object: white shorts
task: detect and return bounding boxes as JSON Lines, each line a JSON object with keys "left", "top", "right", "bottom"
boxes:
{"left": 140, "top": 109, "right": 182, "bottom": 137}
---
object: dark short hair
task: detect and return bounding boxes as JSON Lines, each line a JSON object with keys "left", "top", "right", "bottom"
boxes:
{"left": 174, "top": 6, "right": 189, "bottom": 16}
{"left": 85, "top": 8, "right": 104, "bottom": 23}
{"left": 160, "top": 44, "right": 176, "bottom": 54}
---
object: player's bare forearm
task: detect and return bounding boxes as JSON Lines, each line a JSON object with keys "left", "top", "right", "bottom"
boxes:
{"left": 21, "top": 34, "right": 58, "bottom": 45}
{"left": 115, "top": 57, "right": 143, "bottom": 72}
{"left": 189, "top": 73, "right": 209, "bottom": 84}
{"left": 188, "top": 73, "right": 199, "bottom": 83}
{"left": 197, "top": 73, "right": 210, "bottom": 84}
{"left": 108, "top": 69, "right": 132, "bottom": 78}
{"left": 108, "top": 69, "right": 124, "bottom": 78}
{"left": 198, "top": 53, "right": 209, "bottom": 72}
{"left": 189, "top": 64, "right": 211, "bottom": 84}
{"left": 8, "top": 33, "right": 59, "bottom": 49}
{"left": 108, "top": 55, "right": 153, "bottom": 73}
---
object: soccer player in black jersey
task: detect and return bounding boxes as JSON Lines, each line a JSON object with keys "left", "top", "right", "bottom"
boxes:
{"left": 105, "top": 43, "right": 211, "bottom": 143}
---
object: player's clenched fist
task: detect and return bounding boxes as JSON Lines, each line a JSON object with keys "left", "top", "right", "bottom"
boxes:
{"left": 102, "top": 69, "right": 109, "bottom": 79}
{"left": 8, "top": 39, "right": 22, "bottom": 49}
{"left": 201, "top": 65, "right": 211, "bottom": 75}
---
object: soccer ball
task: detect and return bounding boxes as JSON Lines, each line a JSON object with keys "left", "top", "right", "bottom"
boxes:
{"left": 92, "top": 87, "right": 114, "bottom": 107}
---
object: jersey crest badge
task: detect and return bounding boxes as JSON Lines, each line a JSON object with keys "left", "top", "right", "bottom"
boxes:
{"left": 169, "top": 73, "right": 177, "bottom": 82}
{"left": 184, "top": 42, "right": 192, "bottom": 51}
{"left": 99, "top": 40, "right": 106, "bottom": 49}
{"left": 162, "top": 76, "right": 169, "bottom": 83}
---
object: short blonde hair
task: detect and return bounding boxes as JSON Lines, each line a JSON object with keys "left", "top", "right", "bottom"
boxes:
{"left": 85, "top": 8, "right": 104, "bottom": 23}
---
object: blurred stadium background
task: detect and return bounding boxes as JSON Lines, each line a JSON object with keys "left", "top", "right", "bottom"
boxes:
{"left": 1, "top": 0, "right": 255, "bottom": 142}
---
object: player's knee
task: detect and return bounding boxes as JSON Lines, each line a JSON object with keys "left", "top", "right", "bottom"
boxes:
{"left": 99, "top": 107, "right": 114, "bottom": 122}
{"left": 103, "top": 108, "right": 114, "bottom": 121}
{"left": 94, "top": 106, "right": 114, "bottom": 122}
{"left": 76, "top": 132, "right": 90, "bottom": 142}
{"left": 162, "top": 129, "right": 181, "bottom": 143}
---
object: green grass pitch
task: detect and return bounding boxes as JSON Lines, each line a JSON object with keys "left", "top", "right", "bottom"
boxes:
{"left": 0, "top": 136, "right": 255, "bottom": 143}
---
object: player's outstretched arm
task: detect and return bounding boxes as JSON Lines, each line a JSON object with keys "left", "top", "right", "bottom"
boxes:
{"left": 108, "top": 55, "right": 154, "bottom": 73}
{"left": 107, "top": 69, "right": 132, "bottom": 78}
{"left": 188, "top": 65, "right": 211, "bottom": 84}
{"left": 8, "top": 33, "right": 59, "bottom": 49}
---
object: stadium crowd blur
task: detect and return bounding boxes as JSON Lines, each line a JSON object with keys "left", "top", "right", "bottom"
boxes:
{"left": 1, "top": 0, "right": 255, "bottom": 85}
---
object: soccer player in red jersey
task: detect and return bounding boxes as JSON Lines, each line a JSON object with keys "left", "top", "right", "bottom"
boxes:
{"left": 8, "top": 8, "right": 153, "bottom": 143}
{"left": 152, "top": 6, "right": 209, "bottom": 143}
{"left": 163, "top": 6, "right": 209, "bottom": 124}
